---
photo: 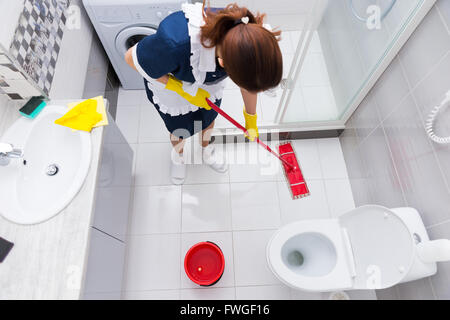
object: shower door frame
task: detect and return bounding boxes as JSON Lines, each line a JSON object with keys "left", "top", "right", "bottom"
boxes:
{"left": 274, "top": 0, "right": 437, "bottom": 131}
{"left": 211, "top": 0, "right": 437, "bottom": 138}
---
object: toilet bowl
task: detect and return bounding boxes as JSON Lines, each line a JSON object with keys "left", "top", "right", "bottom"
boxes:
{"left": 267, "top": 205, "right": 447, "bottom": 292}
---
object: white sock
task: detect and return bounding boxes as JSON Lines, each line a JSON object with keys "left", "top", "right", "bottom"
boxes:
{"left": 202, "top": 145, "right": 227, "bottom": 173}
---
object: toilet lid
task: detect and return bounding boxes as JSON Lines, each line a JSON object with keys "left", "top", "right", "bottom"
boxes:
{"left": 339, "top": 205, "right": 414, "bottom": 290}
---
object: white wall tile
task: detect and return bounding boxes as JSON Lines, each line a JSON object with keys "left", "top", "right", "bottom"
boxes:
{"left": 428, "top": 221, "right": 450, "bottom": 299}
{"left": 302, "top": 86, "right": 338, "bottom": 121}
{"left": 300, "top": 53, "right": 330, "bottom": 87}
{"left": 399, "top": 7, "right": 450, "bottom": 88}
{"left": 50, "top": 0, "right": 94, "bottom": 99}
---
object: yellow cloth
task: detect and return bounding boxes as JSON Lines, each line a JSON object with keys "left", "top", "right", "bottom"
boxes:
{"left": 54, "top": 99, "right": 102, "bottom": 132}
{"left": 243, "top": 108, "right": 259, "bottom": 142}
{"left": 165, "top": 75, "right": 212, "bottom": 110}
{"left": 66, "top": 96, "right": 109, "bottom": 128}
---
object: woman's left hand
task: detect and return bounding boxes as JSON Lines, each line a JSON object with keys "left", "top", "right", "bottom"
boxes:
{"left": 243, "top": 108, "right": 259, "bottom": 141}
{"left": 241, "top": 88, "right": 259, "bottom": 141}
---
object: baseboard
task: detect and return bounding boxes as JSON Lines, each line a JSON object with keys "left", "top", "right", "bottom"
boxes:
{"left": 211, "top": 129, "right": 344, "bottom": 144}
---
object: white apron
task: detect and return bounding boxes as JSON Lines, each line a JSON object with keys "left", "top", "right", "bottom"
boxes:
{"left": 133, "top": 2, "right": 226, "bottom": 117}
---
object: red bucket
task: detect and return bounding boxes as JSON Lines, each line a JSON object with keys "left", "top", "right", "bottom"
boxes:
{"left": 184, "top": 241, "right": 225, "bottom": 286}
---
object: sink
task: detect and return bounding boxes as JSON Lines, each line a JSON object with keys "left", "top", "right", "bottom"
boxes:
{"left": 0, "top": 105, "right": 92, "bottom": 225}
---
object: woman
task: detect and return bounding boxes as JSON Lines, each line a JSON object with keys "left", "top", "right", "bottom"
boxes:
{"left": 125, "top": 1, "right": 283, "bottom": 185}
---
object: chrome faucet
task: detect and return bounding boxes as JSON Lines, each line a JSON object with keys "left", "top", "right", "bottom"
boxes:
{"left": 0, "top": 143, "right": 23, "bottom": 166}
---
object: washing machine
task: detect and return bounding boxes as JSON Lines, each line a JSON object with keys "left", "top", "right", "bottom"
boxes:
{"left": 83, "top": 0, "right": 189, "bottom": 90}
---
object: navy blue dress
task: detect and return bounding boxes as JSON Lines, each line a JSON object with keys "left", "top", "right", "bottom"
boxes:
{"left": 134, "top": 11, "right": 228, "bottom": 138}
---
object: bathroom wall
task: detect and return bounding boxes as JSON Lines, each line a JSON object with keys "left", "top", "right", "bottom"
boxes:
{"left": 0, "top": 0, "right": 77, "bottom": 101}
{"left": 0, "top": 45, "right": 43, "bottom": 100}
{"left": 0, "top": 92, "right": 9, "bottom": 127}
{"left": 50, "top": 0, "right": 95, "bottom": 100}
{"left": 0, "top": 0, "right": 25, "bottom": 48}
{"left": 0, "top": 0, "right": 113, "bottom": 117}
{"left": 50, "top": 0, "right": 115, "bottom": 110}
{"left": 340, "top": 0, "right": 450, "bottom": 300}
{"left": 317, "top": 0, "right": 422, "bottom": 118}
{"left": 9, "top": 0, "right": 70, "bottom": 96}
{"left": 206, "top": 0, "right": 313, "bottom": 30}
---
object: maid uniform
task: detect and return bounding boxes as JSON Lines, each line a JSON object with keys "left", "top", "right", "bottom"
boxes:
{"left": 131, "top": 2, "right": 227, "bottom": 139}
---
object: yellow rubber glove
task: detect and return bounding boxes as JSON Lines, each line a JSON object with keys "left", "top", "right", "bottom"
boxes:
{"left": 165, "top": 75, "right": 212, "bottom": 110}
{"left": 243, "top": 108, "right": 259, "bottom": 142}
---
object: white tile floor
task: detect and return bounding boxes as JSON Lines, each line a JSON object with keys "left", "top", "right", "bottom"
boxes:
{"left": 114, "top": 89, "right": 375, "bottom": 299}
{"left": 114, "top": 30, "right": 375, "bottom": 301}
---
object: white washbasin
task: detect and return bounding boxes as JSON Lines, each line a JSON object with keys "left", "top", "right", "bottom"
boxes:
{"left": 0, "top": 105, "right": 92, "bottom": 225}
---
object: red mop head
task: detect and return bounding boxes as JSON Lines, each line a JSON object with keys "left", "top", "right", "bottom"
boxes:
{"left": 278, "top": 142, "right": 310, "bottom": 200}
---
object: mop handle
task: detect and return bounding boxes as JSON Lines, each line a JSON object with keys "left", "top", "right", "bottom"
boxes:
{"left": 205, "top": 98, "right": 295, "bottom": 169}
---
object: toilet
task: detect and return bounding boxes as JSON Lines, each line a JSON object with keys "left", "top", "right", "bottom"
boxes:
{"left": 267, "top": 205, "right": 450, "bottom": 292}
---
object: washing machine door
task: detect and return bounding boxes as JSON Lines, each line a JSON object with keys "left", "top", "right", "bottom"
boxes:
{"left": 115, "top": 25, "right": 157, "bottom": 57}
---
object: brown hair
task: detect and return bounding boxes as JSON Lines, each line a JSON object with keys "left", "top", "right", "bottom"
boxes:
{"left": 200, "top": 1, "right": 283, "bottom": 93}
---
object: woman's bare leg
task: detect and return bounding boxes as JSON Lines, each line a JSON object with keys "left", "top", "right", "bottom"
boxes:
{"left": 170, "top": 134, "right": 185, "bottom": 154}
{"left": 199, "top": 120, "right": 215, "bottom": 147}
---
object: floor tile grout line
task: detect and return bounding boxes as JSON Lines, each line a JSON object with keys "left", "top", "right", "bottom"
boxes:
{"left": 179, "top": 179, "right": 184, "bottom": 291}
{"left": 274, "top": 180, "right": 285, "bottom": 226}
{"left": 426, "top": 218, "right": 450, "bottom": 230}
{"left": 127, "top": 228, "right": 282, "bottom": 238}
{"left": 226, "top": 180, "right": 238, "bottom": 290}
{"left": 428, "top": 276, "right": 438, "bottom": 300}
{"left": 315, "top": 139, "right": 338, "bottom": 218}
{"left": 435, "top": 4, "right": 450, "bottom": 36}
{"left": 379, "top": 123, "right": 409, "bottom": 207}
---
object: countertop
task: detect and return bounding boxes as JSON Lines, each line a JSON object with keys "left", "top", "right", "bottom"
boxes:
{"left": 0, "top": 99, "right": 105, "bottom": 299}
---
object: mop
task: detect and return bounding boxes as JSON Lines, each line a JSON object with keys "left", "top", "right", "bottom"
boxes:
{"left": 206, "top": 98, "right": 310, "bottom": 200}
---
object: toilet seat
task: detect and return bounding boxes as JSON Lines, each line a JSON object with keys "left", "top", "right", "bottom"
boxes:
{"left": 339, "top": 205, "right": 415, "bottom": 289}
{"left": 267, "top": 205, "right": 416, "bottom": 292}
{"left": 267, "top": 220, "right": 354, "bottom": 292}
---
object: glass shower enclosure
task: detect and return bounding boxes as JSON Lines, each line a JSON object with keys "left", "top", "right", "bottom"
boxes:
{"left": 256, "top": 0, "right": 436, "bottom": 132}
